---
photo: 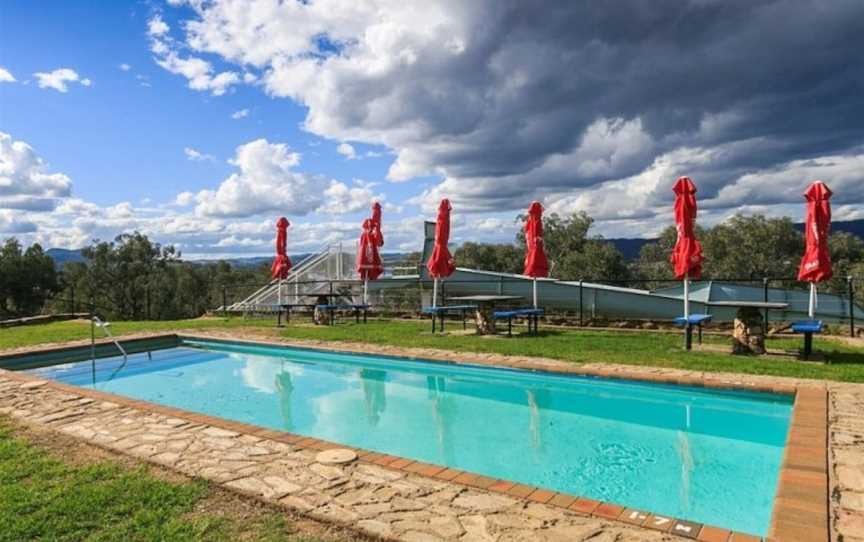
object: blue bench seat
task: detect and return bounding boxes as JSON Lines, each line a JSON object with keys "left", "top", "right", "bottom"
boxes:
{"left": 673, "top": 314, "right": 712, "bottom": 350}
{"left": 673, "top": 314, "right": 713, "bottom": 326}
{"left": 422, "top": 304, "right": 478, "bottom": 314}
{"left": 791, "top": 320, "right": 824, "bottom": 360}
{"left": 791, "top": 320, "right": 824, "bottom": 334}
{"left": 493, "top": 308, "right": 545, "bottom": 319}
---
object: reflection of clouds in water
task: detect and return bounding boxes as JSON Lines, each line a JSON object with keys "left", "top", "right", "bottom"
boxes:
{"left": 361, "top": 369, "right": 387, "bottom": 427}
{"left": 238, "top": 353, "right": 304, "bottom": 394}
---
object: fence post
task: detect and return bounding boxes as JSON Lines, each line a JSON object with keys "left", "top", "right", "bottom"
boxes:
{"left": 762, "top": 277, "right": 769, "bottom": 335}
{"left": 578, "top": 279, "right": 584, "bottom": 327}
{"left": 222, "top": 286, "right": 228, "bottom": 318}
{"left": 850, "top": 276, "right": 856, "bottom": 337}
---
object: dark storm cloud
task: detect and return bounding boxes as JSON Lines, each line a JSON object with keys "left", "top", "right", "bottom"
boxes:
{"left": 174, "top": 0, "right": 864, "bottom": 219}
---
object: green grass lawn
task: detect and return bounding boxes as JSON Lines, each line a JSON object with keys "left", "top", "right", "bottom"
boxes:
{"left": 0, "top": 419, "right": 356, "bottom": 542}
{"left": 2, "top": 317, "right": 864, "bottom": 382}
{"left": 275, "top": 320, "right": 864, "bottom": 382}
{"left": 0, "top": 318, "right": 276, "bottom": 351}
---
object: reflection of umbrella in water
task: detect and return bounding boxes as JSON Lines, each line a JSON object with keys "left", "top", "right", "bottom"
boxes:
{"left": 677, "top": 404, "right": 694, "bottom": 513}
{"left": 427, "top": 375, "right": 455, "bottom": 464}
{"left": 526, "top": 388, "right": 550, "bottom": 453}
{"left": 361, "top": 368, "right": 387, "bottom": 427}
{"left": 275, "top": 369, "right": 294, "bottom": 431}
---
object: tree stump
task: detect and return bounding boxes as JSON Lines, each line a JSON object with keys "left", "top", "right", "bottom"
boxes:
{"left": 732, "top": 306, "right": 765, "bottom": 355}
{"left": 313, "top": 296, "right": 331, "bottom": 326}
{"left": 474, "top": 305, "right": 497, "bottom": 335}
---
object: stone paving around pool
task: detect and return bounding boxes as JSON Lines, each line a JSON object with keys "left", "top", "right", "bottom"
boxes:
{"left": 1, "top": 330, "right": 861, "bottom": 541}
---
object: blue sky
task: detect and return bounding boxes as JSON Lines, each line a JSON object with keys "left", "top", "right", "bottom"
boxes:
{"left": 1, "top": 1, "right": 863, "bottom": 257}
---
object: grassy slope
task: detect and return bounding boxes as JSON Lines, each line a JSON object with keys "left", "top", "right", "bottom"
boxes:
{"left": 2, "top": 318, "right": 863, "bottom": 382}
{"left": 0, "top": 420, "right": 351, "bottom": 542}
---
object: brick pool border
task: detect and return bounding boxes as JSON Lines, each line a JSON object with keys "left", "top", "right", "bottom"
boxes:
{"left": 0, "top": 332, "right": 830, "bottom": 542}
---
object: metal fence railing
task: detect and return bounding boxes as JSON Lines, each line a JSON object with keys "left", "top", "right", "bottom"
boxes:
{"left": 213, "top": 275, "right": 863, "bottom": 336}
{"left": 5, "top": 274, "right": 861, "bottom": 337}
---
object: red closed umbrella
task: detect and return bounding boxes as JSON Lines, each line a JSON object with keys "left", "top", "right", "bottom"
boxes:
{"left": 271, "top": 217, "right": 292, "bottom": 280}
{"left": 523, "top": 201, "right": 549, "bottom": 307}
{"left": 371, "top": 201, "right": 383, "bottom": 235}
{"left": 357, "top": 206, "right": 384, "bottom": 303}
{"left": 270, "top": 217, "right": 292, "bottom": 304}
{"left": 797, "top": 181, "right": 833, "bottom": 317}
{"left": 670, "top": 177, "right": 703, "bottom": 324}
{"left": 426, "top": 198, "right": 456, "bottom": 306}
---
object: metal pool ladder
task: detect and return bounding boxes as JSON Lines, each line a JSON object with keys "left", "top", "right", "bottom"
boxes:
{"left": 91, "top": 316, "right": 128, "bottom": 362}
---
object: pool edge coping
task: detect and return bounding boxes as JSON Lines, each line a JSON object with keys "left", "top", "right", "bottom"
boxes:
{"left": 0, "top": 332, "right": 829, "bottom": 542}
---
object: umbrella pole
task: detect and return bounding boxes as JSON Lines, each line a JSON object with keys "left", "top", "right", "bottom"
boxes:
{"left": 809, "top": 282, "right": 816, "bottom": 319}
{"left": 432, "top": 278, "right": 438, "bottom": 308}
{"left": 363, "top": 279, "right": 368, "bottom": 305}
{"left": 684, "top": 273, "right": 690, "bottom": 319}
{"left": 684, "top": 273, "right": 692, "bottom": 351}
{"left": 533, "top": 278, "right": 538, "bottom": 309}
{"left": 278, "top": 279, "right": 283, "bottom": 305}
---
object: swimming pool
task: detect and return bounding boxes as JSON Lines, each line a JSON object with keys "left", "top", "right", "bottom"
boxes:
{"left": 23, "top": 337, "right": 792, "bottom": 535}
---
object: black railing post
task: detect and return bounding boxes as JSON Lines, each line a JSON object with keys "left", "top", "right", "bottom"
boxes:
{"left": 222, "top": 286, "right": 228, "bottom": 318}
{"left": 763, "top": 277, "right": 769, "bottom": 335}
{"left": 849, "top": 276, "right": 855, "bottom": 337}
{"left": 89, "top": 298, "right": 96, "bottom": 362}
{"left": 578, "top": 279, "right": 584, "bottom": 327}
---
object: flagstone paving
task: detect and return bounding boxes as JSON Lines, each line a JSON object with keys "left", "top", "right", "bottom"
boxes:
{"left": 1, "top": 333, "right": 861, "bottom": 541}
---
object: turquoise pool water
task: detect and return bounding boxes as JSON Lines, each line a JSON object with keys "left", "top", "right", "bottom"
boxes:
{"left": 26, "top": 339, "right": 792, "bottom": 535}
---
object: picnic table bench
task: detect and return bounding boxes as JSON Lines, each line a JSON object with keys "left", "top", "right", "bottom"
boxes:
{"left": 447, "top": 295, "right": 526, "bottom": 335}
{"left": 673, "top": 313, "right": 713, "bottom": 348}
{"left": 494, "top": 308, "right": 545, "bottom": 336}
{"left": 421, "top": 304, "right": 478, "bottom": 333}
{"left": 791, "top": 319, "right": 824, "bottom": 360}
{"left": 315, "top": 304, "right": 371, "bottom": 325}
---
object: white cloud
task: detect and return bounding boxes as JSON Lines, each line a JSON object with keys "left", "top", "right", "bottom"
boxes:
{"left": 336, "top": 142, "right": 357, "bottom": 160}
{"left": 214, "top": 235, "right": 264, "bottom": 247}
{"left": 193, "top": 138, "right": 320, "bottom": 217}
{"left": 33, "top": 68, "right": 91, "bottom": 93}
{"left": 230, "top": 108, "right": 249, "bottom": 119}
{"left": 0, "top": 211, "right": 37, "bottom": 234}
{"left": 0, "top": 132, "right": 72, "bottom": 212}
{"left": 154, "top": 51, "right": 240, "bottom": 96}
{"left": 147, "top": 15, "right": 170, "bottom": 37}
{"left": 119, "top": 63, "right": 132, "bottom": 71}
{"left": 175, "top": 191, "right": 196, "bottom": 206}
{"left": 0, "top": 67, "right": 16, "bottom": 83}
{"left": 184, "top": 147, "right": 215, "bottom": 162}
{"left": 318, "top": 180, "right": 383, "bottom": 214}
{"left": 148, "top": 14, "right": 241, "bottom": 96}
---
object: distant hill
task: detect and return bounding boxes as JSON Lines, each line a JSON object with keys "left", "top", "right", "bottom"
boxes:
{"left": 45, "top": 248, "right": 87, "bottom": 267}
{"left": 794, "top": 218, "right": 864, "bottom": 238}
{"left": 45, "top": 248, "right": 412, "bottom": 270}
{"left": 606, "top": 238, "right": 654, "bottom": 261}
